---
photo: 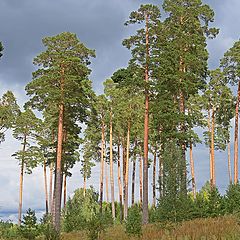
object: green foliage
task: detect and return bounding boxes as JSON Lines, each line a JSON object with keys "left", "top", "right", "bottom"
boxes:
{"left": 0, "top": 91, "right": 19, "bottom": 143}
{"left": 224, "top": 183, "right": 240, "bottom": 214}
{"left": 19, "top": 209, "right": 39, "bottom": 240}
{"left": 124, "top": 205, "right": 142, "bottom": 237}
{"left": 0, "top": 220, "right": 20, "bottom": 239}
{"left": 39, "top": 214, "right": 59, "bottom": 240}
{"left": 63, "top": 187, "right": 100, "bottom": 232}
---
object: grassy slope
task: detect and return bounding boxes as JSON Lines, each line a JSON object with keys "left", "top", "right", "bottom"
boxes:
{"left": 61, "top": 216, "right": 240, "bottom": 240}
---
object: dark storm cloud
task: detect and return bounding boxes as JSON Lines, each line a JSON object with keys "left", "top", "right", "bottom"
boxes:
{"left": 0, "top": 0, "right": 156, "bottom": 90}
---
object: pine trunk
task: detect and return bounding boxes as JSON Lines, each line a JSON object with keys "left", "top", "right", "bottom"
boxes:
{"left": 234, "top": 81, "right": 240, "bottom": 184}
{"left": 53, "top": 102, "right": 64, "bottom": 231}
{"left": 143, "top": 12, "right": 149, "bottom": 225}
{"left": 99, "top": 121, "right": 105, "bottom": 213}
{"left": 109, "top": 111, "right": 115, "bottom": 219}
{"left": 117, "top": 139, "right": 123, "bottom": 222}
{"left": 43, "top": 158, "right": 49, "bottom": 214}
{"left": 208, "top": 104, "right": 213, "bottom": 185}
{"left": 49, "top": 162, "right": 53, "bottom": 213}
{"left": 131, "top": 159, "right": 136, "bottom": 205}
{"left": 190, "top": 142, "right": 196, "bottom": 198}
{"left": 124, "top": 121, "right": 130, "bottom": 219}
{"left": 105, "top": 158, "right": 109, "bottom": 202}
{"left": 139, "top": 154, "right": 143, "bottom": 206}
{"left": 18, "top": 134, "right": 27, "bottom": 225}
{"left": 83, "top": 175, "right": 86, "bottom": 197}
{"left": 63, "top": 173, "right": 67, "bottom": 208}
{"left": 228, "top": 142, "right": 232, "bottom": 185}
{"left": 211, "top": 108, "right": 215, "bottom": 186}
{"left": 152, "top": 147, "right": 156, "bottom": 207}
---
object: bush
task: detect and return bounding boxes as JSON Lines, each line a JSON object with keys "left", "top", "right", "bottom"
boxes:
{"left": 224, "top": 183, "right": 240, "bottom": 214}
{"left": 0, "top": 220, "right": 20, "bottom": 239}
{"left": 19, "top": 208, "right": 39, "bottom": 240}
{"left": 62, "top": 186, "right": 99, "bottom": 232}
{"left": 124, "top": 205, "right": 142, "bottom": 237}
{"left": 39, "top": 214, "right": 59, "bottom": 240}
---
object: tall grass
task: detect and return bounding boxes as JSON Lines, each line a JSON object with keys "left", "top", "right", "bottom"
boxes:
{"left": 60, "top": 215, "right": 240, "bottom": 240}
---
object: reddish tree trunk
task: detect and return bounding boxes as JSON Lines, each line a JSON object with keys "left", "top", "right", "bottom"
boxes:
{"left": 43, "top": 158, "right": 49, "bottom": 214}
{"left": 99, "top": 120, "right": 105, "bottom": 213}
{"left": 234, "top": 81, "right": 240, "bottom": 184}
{"left": 109, "top": 111, "right": 115, "bottom": 219}
{"left": 18, "top": 134, "right": 26, "bottom": 225}
{"left": 190, "top": 142, "right": 196, "bottom": 199}
{"left": 143, "top": 11, "right": 149, "bottom": 225}
{"left": 117, "top": 139, "right": 123, "bottom": 222}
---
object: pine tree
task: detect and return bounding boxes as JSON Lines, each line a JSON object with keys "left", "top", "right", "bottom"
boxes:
{"left": 0, "top": 91, "right": 19, "bottom": 143}
{"left": 12, "top": 108, "right": 41, "bottom": 225}
{"left": 123, "top": 4, "right": 161, "bottom": 224}
{"left": 25, "top": 32, "right": 95, "bottom": 232}
{"left": 221, "top": 40, "right": 240, "bottom": 184}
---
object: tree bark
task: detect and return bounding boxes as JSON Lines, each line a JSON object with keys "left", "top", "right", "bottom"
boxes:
{"left": 234, "top": 81, "right": 240, "bottom": 184}
{"left": 18, "top": 134, "right": 27, "bottom": 225}
{"left": 143, "top": 11, "right": 149, "bottom": 225}
{"left": 117, "top": 139, "right": 123, "bottom": 222}
{"left": 83, "top": 175, "right": 86, "bottom": 197}
{"left": 190, "top": 142, "right": 196, "bottom": 199}
{"left": 208, "top": 103, "right": 213, "bottom": 186}
{"left": 105, "top": 157, "right": 109, "bottom": 203}
{"left": 139, "top": 154, "right": 143, "bottom": 206}
{"left": 99, "top": 120, "right": 105, "bottom": 213}
{"left": 211, "top": 108, "right": 215, "bottom": 186}
{"left": 49, "top": 162, "right": 53, "bottom": 214}
{"left": 228, "top": 142, "right": 232, "bottom": 185}
{"left": 43, "top": 158, "right": 49, "bottom": 214}
{"left": 124, "top": 121, "right": 130, "bottom": 219}
{"left": 109, "top": 110, "right": 115, "bottom": 219}
{"left": 53, "top": 102, "right": 64, "bottom": 231}
{"left": 63, "top": 173, "right": 67, "bottom": 208}
{"left": 152, "top": 147, "right": 157, "bottom": 207}
{"left": 131, "top": 159, "right": 136, "bottom": 205}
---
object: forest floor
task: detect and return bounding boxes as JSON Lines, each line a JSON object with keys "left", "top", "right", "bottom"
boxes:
{"left": 61, "top": 215, "right": 240, "bottom": 240}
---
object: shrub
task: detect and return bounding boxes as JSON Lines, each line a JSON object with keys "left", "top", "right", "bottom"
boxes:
{"left": 19, "top": 208, "right": 39, "bottom": 240}
{"left": 62, "top": 186, "right": 99, "bottom": 232}
{"left": 224, "top": 183, "right": 240, "bottom": 214}
{"left": 39, "top": 214, "right": 59, "bottom": 240}
{"left": 124, "top": 205, "right": 142, "bottom": 237}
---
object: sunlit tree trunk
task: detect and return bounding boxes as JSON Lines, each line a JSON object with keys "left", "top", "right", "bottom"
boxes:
{"left": 49, "top": 162, "right": 53, "bottom": 213}
{"left": 208, "top": 104, "right": 213, "bottom": 186}
{"left": 83, "top": 175, "right": 86, "bottom": 197}
{"left": 139, "top": 154, "right": 143, "bottom": 206}
{"left": 53, "top": 65, "right": 65, "bottom": 232}
{"left": 43, "top": 158, "right": 49, "bottom": 214}
{"left": 117, "top": 139, "right": 123, "bottom": 222}
{"left": 152, "top": 147, "right": 157, "bottom": 207}
{"left": 18, "top": 134, "right": 26, "bottom": 225}
{"left": 124, "top": 121, "right": 130, "bottom": 219}
{"left": 143, "top": 12, "right": 149, "bottom": 225}
{"left": 99, "top": 120, "right": 105, "bottom": 213}
{"left": 234, "top": 81, "right": 240, "bottom": 184}
{"left": 109, "top": 110, "right": 115, "bottom": 219}
{"left": 211, "top": 108, "right": 215, "bottom": 186}
{"left": 63, "top": 173, "right": 67, "bottom": 208}
{"left": 228, "top": 142, "right": 232, "bottom": 185}
{"left": 131, "top": 159, "right": 136, "bottom": 205}
{"left": 190, "top": 142, "right": 196, "bottom": 199}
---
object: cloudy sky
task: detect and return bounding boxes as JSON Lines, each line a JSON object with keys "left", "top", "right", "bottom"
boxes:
{"left": 0, "top": 0, "right": 239, "bottom": 221}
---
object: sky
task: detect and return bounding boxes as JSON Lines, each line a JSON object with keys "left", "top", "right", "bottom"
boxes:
{"left": 0, "top": 0, "right": 239, "bottom": 221}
